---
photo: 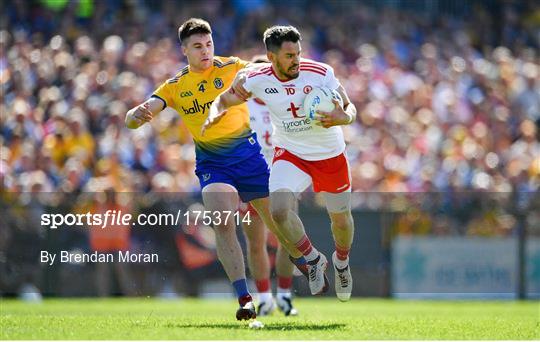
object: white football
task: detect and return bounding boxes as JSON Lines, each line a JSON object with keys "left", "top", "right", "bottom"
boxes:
{"left": 248, "top": 320, "right": 264, "bottom": 329}
{"left": 303, "top": 87, "right": 343, "bottom": 120}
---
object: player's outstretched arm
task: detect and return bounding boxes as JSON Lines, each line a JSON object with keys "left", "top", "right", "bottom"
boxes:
{"left": 125, "top": 97, "right": 164, "bottom": 129}
{"left": 315, "top": 85, "right": 356, "bottom": 128}
{"left": 201, "top": 85, "right": 249, "bottom": 136}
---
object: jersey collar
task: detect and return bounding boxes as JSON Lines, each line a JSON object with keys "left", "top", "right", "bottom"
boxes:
{"left": 271, "top": 65, "right": 296, "bottom": 83}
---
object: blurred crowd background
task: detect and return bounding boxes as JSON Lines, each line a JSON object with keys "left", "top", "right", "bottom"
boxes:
{"left": 1, "top": 0, "right": 539, "bottom": 298}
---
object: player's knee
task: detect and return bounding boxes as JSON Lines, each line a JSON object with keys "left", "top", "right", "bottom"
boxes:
{"left": 213, "top": 221, "right": 236, "bottom": 235}
{"left": 206, "top": 201, "right": 233, "bottom": 214}
{"left": 270, "top": 207, "right": 289, "bottom": 225}
{"left": 202, "top": 184, "right": 238, "bottom": 211}
{"left": 331, "top": 212, "right": 354, "bottom": 231}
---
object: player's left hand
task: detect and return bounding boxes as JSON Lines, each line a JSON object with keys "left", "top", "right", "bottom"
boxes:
{"left": 231, "top": 71, "right": 251, "bottom": 101}
{"left": 313, "top": 99, "right": 353, "bottom": 128}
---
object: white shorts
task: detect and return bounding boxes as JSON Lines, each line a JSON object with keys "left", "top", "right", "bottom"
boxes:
{"left": 270, "top": 160, "right": 351, "bottom": 213}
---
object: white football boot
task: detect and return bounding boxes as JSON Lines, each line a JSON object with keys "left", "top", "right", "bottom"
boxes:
{"left": 332, "top": 251, "right": 352, "bottom": 302}
{"left": 307, "top": 253, "right": 329, "bottom": 295}
{"left": 276, "top": 294, "right": 298, "bottom": 316}
{"left": 256, "top": 298, "right": 276, "bottom": 316}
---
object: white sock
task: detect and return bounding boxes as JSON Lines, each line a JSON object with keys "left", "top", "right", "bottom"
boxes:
{"left": 277, "top": 287, "right": 291, "bottom": 298}
{"left": 258, "top": 291, "right": 273, "bottom": 304}
{"left": 333, "top": 255, "right": 349, "bottom": 269}
{"left": 305, "top": 248, "right": 319, "bottom": 262}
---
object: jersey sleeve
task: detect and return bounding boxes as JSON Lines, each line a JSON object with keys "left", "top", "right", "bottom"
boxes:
{"left": 152, "top": 81, "right": 175, "bottom": 110}
{"left": 243, "top": 72, "right": 258, "bottom": 94}
{"left": 234, "top": 57, "right": 251, "bottom": 71}
{"left": 324, "top": 65, "right": 341, "bottom": 91}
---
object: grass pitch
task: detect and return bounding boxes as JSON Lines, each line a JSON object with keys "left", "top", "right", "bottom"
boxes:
{"left": 1, "top": 298, "right": 538, "bottom": 340}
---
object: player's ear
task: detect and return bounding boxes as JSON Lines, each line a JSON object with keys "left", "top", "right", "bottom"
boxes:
{"left": 266, "top": 51, "right": 275, "bottom": 63}
{"left": 181, "top": 44, "right": 187, "bottom": 57}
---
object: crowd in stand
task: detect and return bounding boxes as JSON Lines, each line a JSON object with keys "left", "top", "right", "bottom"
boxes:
{"left": 1, "top": 0, "right": 539, "bottom": 233}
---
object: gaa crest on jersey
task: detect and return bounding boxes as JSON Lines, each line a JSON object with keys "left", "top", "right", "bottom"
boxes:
{"left": 303, "top": 85, "right": 313, "bottom": 94}
{"left": 213, "top": 78, "right": 224, "bottom": 89}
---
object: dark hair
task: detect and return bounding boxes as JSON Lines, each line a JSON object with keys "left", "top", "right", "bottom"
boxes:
{"left": 251, "top": 55, "right": 269, "bottom": 63}
{"left": 178, "top": 18, "right": 212, "bottom": 44}
{"left": 263, "top": 25, "right": 301, "bottom": 53}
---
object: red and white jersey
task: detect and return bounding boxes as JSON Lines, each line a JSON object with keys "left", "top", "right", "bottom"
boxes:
{"left": 247, "top": 98, "right": 274, "bottom": 164}
{"left": 243, "top": 58, "right": 345, "bottom": 161}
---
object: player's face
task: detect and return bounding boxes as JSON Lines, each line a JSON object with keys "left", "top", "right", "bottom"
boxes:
{"left": 269, "top": 41, "right": 301, "bottom": 79}
{"left": 182, "top": 33, "right": 214, "bottom": 72}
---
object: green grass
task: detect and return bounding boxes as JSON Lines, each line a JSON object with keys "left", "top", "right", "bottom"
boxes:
{"left": 1, "top": 298, "right": 538, "bottom": 340}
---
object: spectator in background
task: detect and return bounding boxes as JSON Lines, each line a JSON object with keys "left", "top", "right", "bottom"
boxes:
{"left": 0, "top": 2, "right": 538, "bottom": 301}
{"left": 89, "top": 186, "right": 135, "bottom": 296}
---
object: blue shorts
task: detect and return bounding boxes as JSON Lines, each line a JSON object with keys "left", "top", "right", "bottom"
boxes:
{"left": 195, "top": 152, "right": 270, "bottom": 203}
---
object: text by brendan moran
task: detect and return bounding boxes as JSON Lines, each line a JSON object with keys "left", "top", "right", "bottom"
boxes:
{"left": 40, "top": 250, "right": 159, "bottom": 266}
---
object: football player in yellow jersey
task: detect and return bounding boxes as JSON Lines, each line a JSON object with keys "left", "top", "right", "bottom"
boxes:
{"left": 125, "top": 18, "right": 305, "bottom": 321}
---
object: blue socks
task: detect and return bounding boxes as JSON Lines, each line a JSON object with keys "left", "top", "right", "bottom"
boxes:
{"left": 294, "top": 256, "right": 307, "bottom": 265}
{"left": 232, "top": 279, "right": 249, "bottom": 299}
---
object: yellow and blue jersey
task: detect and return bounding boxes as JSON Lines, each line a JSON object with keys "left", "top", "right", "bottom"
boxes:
{"left": 152, "top": 56, "right": 258, "bottom": 165}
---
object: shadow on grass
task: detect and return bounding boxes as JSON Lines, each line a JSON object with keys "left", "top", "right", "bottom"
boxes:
{"left": 165, "top": 322, "right": 346, "bottom": 331}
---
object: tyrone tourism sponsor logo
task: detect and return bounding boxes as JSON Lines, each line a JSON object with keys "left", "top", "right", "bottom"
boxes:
{"left": 281, "top": 117, "right": 314, "bottom": 133}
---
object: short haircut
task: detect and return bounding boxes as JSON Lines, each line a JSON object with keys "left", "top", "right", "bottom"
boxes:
{"left": 178, "top": 18, "right": 212, "bottom": 44}
{"left": 263, "top": 25, "right": 301, "bottom": 53}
